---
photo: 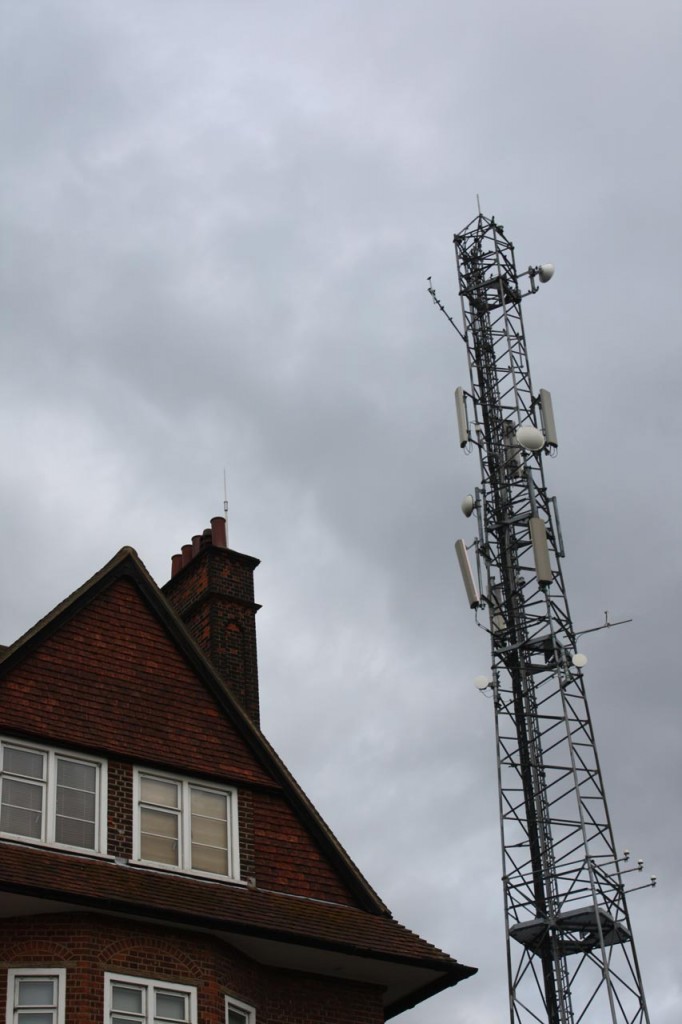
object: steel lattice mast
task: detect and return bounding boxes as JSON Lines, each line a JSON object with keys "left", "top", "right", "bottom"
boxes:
{"left": 440, "top": 212, "right": 650, "bottom": 1024}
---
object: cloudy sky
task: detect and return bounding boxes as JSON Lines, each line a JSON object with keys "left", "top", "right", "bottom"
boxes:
{"left": 1, "top": 1, "right": 680, "bottom": 1021}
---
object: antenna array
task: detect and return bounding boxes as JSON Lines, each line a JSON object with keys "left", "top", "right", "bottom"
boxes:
{"left": 441, "top": 212, "right": 650, "bottom": 1024}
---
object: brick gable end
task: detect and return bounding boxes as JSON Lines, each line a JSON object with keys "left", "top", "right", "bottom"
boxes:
{"left": 0, "top": 577, "right": 267, "bottom": 785}
{"left": 0, "top": 573, "right": 360, "bottom": 906}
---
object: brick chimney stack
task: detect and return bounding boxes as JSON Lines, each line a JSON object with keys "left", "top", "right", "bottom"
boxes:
{"left": 162, "top": 517, "right": 262, "bottom": 727}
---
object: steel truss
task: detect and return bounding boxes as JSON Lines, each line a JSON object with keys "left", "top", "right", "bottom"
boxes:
{"left": 450, "top": 213, "right": 649, "bottom": 1024}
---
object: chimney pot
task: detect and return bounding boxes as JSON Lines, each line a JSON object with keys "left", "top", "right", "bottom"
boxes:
{"left": 191, "top": 534, "right": 202, "bottom": 557}
{"left": 171, "top": 553, "right": 183, "bottom": 578}
{"left": 211, "top": 516, "right": 227, "bottom": 549}
{"left": 181, "top": 543, "right": 193, "bottom": 567}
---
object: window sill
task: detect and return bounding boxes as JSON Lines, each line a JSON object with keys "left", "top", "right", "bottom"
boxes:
{"left": 126, "top": 858, "right": 250, "bottom": 887}
{"left": 0, "top": 833, "right": 114, "bottom": 860}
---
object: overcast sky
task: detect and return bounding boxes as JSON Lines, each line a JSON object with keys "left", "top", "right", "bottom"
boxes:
{"left": 1, "top": 2, "right": 680, "bottom": 1021}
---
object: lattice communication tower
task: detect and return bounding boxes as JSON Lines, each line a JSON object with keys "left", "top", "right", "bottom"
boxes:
{"left": 434, "top": 212, "right": 650, "bottom": 1024}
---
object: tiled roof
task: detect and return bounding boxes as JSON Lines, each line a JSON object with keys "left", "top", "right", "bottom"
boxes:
{"left": 0, "top": 842, "right": 472, "bottom": 974}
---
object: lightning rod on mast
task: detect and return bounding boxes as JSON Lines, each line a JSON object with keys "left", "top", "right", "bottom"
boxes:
{"left": 223, "top": 467, "right": 229, "bottom": 548}
{"left": 434, "top": 212, "right": 651, "bottom": 1024}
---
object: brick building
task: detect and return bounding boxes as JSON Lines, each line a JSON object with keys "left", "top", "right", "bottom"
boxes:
{"left": 0, "top": 518, "right": 474, "bottom": 1023}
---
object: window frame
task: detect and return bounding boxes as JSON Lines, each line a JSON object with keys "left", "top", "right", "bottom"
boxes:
{"left": 132, "top": 767, "right": 240, "bottom": 881}
{"left": 226, "top": 995, "right": 256, "bottom": 1024}
{"left": 104, "top": 973, "right": 197, "bottom": 1024}
{"left": 0, "top": 736, "right": 107, "bottom": 854}
{"left": 6, "top": 967, "right": 66, "bottom": 1024}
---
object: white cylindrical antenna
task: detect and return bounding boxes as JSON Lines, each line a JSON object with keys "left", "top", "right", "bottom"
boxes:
{"left": 454, "top": 387, "right": 469, "bottom": 448}
{"left": 539, "top": 389, "right": 558, "bottom": 448}
{"left": 529, "top": 516, "right": 553, "bottom": 583}
{"left": 455, "top": 539, "right": 480, "bottom": 608}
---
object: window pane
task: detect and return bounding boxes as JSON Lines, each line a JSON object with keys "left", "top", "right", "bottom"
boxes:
{"left": 191, "top": 789, "right": 228, "bottom": 873}
{"left": 141, "top": 807, "right": 179, "bottom": 839}
{"left": 141, "top": 833, "right": 179, "bottom": 865}
{"left": 191, "top": 843, "right": 228, "bottom": 874}
{"left": 57, "top": 758, "right": 96, "bottom": 791}
{"left": 3, "top": 778, "right": 43, "bottom": 811}
{"left": 188, "top": 786, "right": 228, "bottom": 868}
{"left": 191, "top": 813, "right": 227, "bottom": 847}
{"left": 2, "top": 804, "right": 43, "bottom": 838}
{"left": 1, "top": 779, "right": 43, "bottom": 838}
{"left": 140, "top": 807, "right": 180, "bottom": 864}
{"left": 56, "top": 761, "right": 97, "bottom": 849}
{"left": 57, "top": 786, "right": 96, "bottom": 820}
{"left": 112, "top": 984, "right": 144, "bottom": 1012}
{"left": 190, "top": 789, "right": 226, "bottom": 818}
{"left": 141, "top": 778, "right": 179, "bottom": 808}
{"left": 17, "top": 978, "right": 56, "bottom": 1005}
{"left": 3, "top": 746, "right": 45, "bottom": 779}
{"left": 55, "top": 815, "right": 96, "bottom": 848}
{"left": 228, "top": 1007, "right": 249, "bottom": 1024}
{"left": 16, "top": 1013, "right": 55, "bottom": 1023}
{"left": 155, "top": 990, "right": 188, "bottom": 1021}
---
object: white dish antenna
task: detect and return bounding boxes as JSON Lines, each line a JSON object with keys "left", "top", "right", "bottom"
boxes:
{"left": 475, "top": 675, "right": 491, "bottom": 690}
{"left": 516, "top": 425, "right": 545, "bottom": 451}
{"left": 461, "top": 494, "right": 475, "bottom": 517}
{"left": 572, "top": 652, "right": 588, "bottom": 668}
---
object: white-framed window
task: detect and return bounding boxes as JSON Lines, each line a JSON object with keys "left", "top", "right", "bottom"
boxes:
{"left": 6, "top": 967, "right": 66, "bottom": 1024}
{"left": 133, "top": 769, "right": 239, "bottom": 879}
{"left": 105, "top": 974, "right": 197, "bottom": 1024}
{"left": 226, "top": 996, "right": 255, "bottom": 1024}
{"left": 0, "top": 737, "right": 106, "bottom": 853}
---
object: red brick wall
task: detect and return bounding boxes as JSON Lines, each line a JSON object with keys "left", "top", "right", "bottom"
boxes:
{"left": 0, "top": 914, "right": 384, "bottom": 1024}
{"left": 253, "top": 792, "right": 358, "bottom": 903}
{"left": 0, "top": 577, "right": 270, "bottom": 786}
{"left": 107, "top": 761, "right": 133, "bottom": 859}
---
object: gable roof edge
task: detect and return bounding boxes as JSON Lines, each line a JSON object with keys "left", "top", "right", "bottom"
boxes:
{"left": 0, "top": 547, "right": 389, "bottom": 916}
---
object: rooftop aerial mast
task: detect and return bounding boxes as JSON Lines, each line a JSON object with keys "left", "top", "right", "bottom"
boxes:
{"left": 434, "top": 212, "right": 650, "bottom": 1024}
